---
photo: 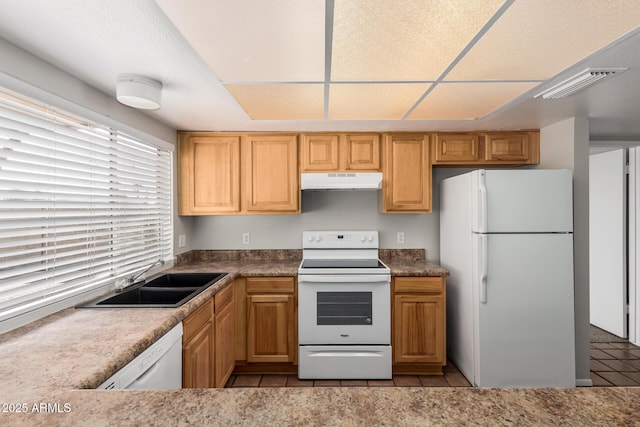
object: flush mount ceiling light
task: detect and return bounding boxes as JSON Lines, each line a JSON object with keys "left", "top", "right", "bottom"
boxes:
{"left": 534, "top": 68, "right": 628, "bottom": 99}
{"left": 116, "top": 74, "right": 162, "bottom": 110}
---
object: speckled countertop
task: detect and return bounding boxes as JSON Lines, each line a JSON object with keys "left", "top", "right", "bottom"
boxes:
{"left": 1, "top": 250, "right": 638, "bottom": 426}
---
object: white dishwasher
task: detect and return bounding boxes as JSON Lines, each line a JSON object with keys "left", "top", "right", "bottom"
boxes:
{"left": 98, "top": 323, "right": 183, "bottom": 390}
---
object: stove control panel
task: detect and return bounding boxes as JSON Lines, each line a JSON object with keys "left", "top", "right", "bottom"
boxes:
{"left": 302, "top": 231, "right": 379, "bottom": 249}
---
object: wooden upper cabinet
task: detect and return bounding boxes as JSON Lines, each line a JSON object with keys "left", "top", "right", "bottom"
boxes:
{"left": 242, "top": 134, "right": 299, "bottom": 213}
{"left": 299, "top": 133, "right": 381, "bottom": 172}
{"left": 484, "top": 132, "right": 534, "bottom": 163}
{"left": 382, "top": 134, "right": 431, "bottom": 213}
{"left": 432, "top": 131, "right": 539, "bottom": 166}
{"left": 300, "top": 134, "right": 340, "bottom": 171}
{"left": 344, "top": 134, "right": 380, "bottom": 170}
{"left": 433, "top": 133, "right": 479, "bottom": 163}
{"left": 178, "top": 133, "right": 241, "bottom": 215}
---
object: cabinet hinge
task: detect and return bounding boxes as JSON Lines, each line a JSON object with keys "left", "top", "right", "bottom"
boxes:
{"left": 624, "top": 164, "right": 631, "bottom": 174}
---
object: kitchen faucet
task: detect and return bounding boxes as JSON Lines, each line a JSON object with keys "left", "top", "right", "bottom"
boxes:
{"left": 126, "top": 260, "right": 166, "bottom": 286}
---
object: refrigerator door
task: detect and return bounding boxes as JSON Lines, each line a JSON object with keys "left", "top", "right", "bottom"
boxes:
{"left": 472, "top": 232, "right": 575, "bottom": 387}
{"left": 471, "top": 169, "right": 573, "bottom": 233}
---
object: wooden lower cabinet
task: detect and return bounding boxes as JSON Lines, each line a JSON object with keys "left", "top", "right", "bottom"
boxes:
{"left": 182, "top": 298, "right": 214, "bottom": 388}
{"left": 182, "top": 282, "right": 235, "bottom": 388}
{"left": 245, "top": 277, "right": 297, "bottom": 364}
{"left": 392, "top": 276, "right": 446, "bottom": 374}
{"left": 214, "top": 284, "right": 235, "bottom": 388}
{"left": 246, "top": 294, "right": 295, "bottom": 363}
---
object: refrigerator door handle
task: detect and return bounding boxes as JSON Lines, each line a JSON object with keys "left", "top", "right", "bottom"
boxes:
{"left": 479, "top": 234, "right": 488, "bottom": 303}
{"left": 478, "top": 171, "right": 488, "bottom": 232}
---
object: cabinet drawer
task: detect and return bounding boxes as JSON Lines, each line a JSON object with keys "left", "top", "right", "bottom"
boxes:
{"left": 214, "top": 283, "right": 233, "bottom": 312}
{"left": 246, "top": 277, "right": 295, "bottom": 294}
{"left": 183, "top": 298, "right": 213, "bottom": 343}
{"left": 394, "top": 276, "right": 443, "bottom": 293}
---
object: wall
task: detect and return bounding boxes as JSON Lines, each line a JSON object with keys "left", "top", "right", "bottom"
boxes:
{"left": 190, "top": 167, "right": 477, "bottom": 260}
{"left": 192, "top": 190, "right": 441, "bottom": 257}
{"left": 539, "top": 117, "right": 591, "bottom": 387}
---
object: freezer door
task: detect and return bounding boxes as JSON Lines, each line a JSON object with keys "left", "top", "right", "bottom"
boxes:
{"left": 473, "top": 233, "right": 575, "bottom": 387}
{"left": 471, "top": 169, "right": 573, "bottom": 233}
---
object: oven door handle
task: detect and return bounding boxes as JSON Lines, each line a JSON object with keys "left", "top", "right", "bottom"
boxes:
{"left": 298, "top": 275, "right": 390, "bottom": 283}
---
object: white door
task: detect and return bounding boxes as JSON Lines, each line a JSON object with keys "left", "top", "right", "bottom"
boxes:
{"left": 630, "top": 147, "right": 640, "bottom": 345}
{"left": 589, "top": 149, "right": 628, "bottom": 338}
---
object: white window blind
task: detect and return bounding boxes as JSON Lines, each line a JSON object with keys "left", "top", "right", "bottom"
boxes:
{"left": 0, "top": 89, "right": 173, "bottom": 322}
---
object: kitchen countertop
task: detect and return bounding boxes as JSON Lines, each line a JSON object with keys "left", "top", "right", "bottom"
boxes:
{"left": 2, "top": 250, "right": 638, "bottom": 426}
{"left": 2, "top": 386, "right": 639, "bottom": 426}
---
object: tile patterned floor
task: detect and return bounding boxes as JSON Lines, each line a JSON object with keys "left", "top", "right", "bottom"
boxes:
{"left": 225, "top": 360, "right": 472, "bottom": 388}
{"left": 590, "top": 341, "right": 640, "bottom": 386}
{"left": 226, "top": 342, "right": 640, "bottom": 388}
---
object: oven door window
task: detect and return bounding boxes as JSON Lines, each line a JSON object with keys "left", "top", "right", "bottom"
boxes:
{"left": 317, "top": 292, "right": 372, "bottom": 325}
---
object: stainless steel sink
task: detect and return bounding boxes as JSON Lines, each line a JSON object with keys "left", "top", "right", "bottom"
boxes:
{"left": 78, "top": 272, "right": 227, "bottom": 308}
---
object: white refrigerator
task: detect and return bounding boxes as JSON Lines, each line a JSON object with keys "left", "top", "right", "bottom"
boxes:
{"left": 440, "top": 169, "right": 575, "bottom": 387}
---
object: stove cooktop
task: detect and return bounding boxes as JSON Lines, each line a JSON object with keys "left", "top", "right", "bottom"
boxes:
{"left": 298, "top": 258, "right": 390, "bottom": 275}
{"left": 299, "top": 259, "right": 383, "bottom": 269}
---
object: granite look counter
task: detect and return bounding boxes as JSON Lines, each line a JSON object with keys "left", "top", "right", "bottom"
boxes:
{"left": 1, "top": 250, "right": 638, "bottom": 426}
{"left": 2, "top": 386, "right": 639, "bottom": 426}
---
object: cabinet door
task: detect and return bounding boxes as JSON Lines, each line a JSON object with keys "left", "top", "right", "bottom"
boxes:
{"left": 214, "top": 299, "right": 235, "bottom": 388}
{"left": 242, "top": 135, "right": 299, "bottom": 213}
{"left": 484, "top": 133, "right": 530, "bottom": 162}
{"left": 178, "top": 134, "right": 240, "bottom": 215}
{"left": 246, "top": 294, "right": 295, "bottom": 363}
{"left": 393, "top": 294, "right": 444, "bottom": 364}
{"left": 383, "top": 134, "right": 431, "bottom": 212}
{"left": 183, "top": 323, "right": 213, "bottom": 388}
{"left": 344, "top": 134, "right": 380, "bottom": 170}
{"left": 433, "top": 134, "right": 479, "bottom": 163}
{"left": 300, "top": 134, "right": 339, "bottom": 171}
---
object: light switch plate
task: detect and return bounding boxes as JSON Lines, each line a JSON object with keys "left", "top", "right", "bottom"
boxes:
{"left": 178, "top": 234, "right": 186, "bottom": 248}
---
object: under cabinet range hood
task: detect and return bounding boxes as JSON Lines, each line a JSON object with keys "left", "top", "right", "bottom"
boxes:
{"left": 300, "top": 172, "right": 382, "bottom": 191}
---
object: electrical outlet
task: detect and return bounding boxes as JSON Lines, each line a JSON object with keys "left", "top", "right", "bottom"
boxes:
{"left": 242, "top": 233, "right": 250, "bottom": 245}
{"left": 178, "top": 234, "right": 186, "bottom": 248}
{"left": 397, "top": 232, "right": 405, "bottom": 244}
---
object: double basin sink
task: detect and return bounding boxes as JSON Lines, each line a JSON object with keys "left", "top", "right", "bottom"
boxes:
{"left": 79, "top": 273, "right": 227, "bottom": 308}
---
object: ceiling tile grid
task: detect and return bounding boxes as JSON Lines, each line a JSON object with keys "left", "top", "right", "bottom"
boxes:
{"left": 156, "top": 0, "right": 640, "bottom": 122}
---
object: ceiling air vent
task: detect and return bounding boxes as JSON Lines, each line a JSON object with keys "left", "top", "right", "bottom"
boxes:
{"left": 535, "top": 68, "right": 628, "bottom": 99}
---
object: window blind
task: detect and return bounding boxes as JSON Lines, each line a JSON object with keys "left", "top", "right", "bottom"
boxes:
{"left": 0, "top": 89, "right": 173, "bottom": 322}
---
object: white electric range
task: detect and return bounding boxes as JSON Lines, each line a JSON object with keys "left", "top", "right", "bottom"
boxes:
{"left": 297, "top": 230, "right": 392, "bottom": 380}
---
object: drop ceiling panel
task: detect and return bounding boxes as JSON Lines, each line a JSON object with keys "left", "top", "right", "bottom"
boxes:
{"left": 225, "top": 84, "right": 324, "bottom": 120}
{"left": 155, "top": 0, "right": 325, "bottom": 82}
{"left": 408, "top": 82, "right": 539, "bottom": 120}
{"left": 331, "top": 0, "right": 505, "bottom": 81}
{"left": 447, "top": 0, "right": 640, "bottom": 81}
{"left": 329, "top": 83, "right": 429, "bottom": 119}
